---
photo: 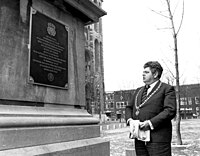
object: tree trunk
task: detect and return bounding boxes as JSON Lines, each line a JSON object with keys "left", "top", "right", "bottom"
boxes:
{"left": 174, "top": 34, "right": 182, "bottom": 145}
{"left": 166, "top": 0, "right": 183, "bottom": 145}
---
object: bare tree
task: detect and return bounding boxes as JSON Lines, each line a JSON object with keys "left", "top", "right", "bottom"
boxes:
{"left": 151, "top": 0, "right": 184, "bottom": 145}
{"left": 166, "top": 0, "right": 184, "bottom": 145}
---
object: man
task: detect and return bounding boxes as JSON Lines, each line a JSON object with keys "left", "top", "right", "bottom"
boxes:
{"left": 125, "top": 61, "right": 176, "bottom": 156}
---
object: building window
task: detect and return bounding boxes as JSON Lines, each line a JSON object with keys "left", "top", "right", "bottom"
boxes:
{"left": 120, "top": 102, "right": 123, "bottom": 108}
{"left": 188, "top": 97, "right": 192, "bottom": 105}
{"left": 116, "top": 102, "right": 126, "bottom": 108}
{"left": 195, "top": 96, "right": 200, "bottom": 104}
{"left": 105, "top": 103, "right": 109, "bottom": 109}
{"left": 180, "top": 97, "right": 187, "bottom": 105}
{"left": 116, "top": 102, "right": 121, "bottom": 109}
{"left": 110, "top": 102, "right": 114, "bottom": 108}
{"left": 111, "top": 94, "right": 114, "bottom": 99}
{"left": 108, "top": 95, "right": 111, "bottom": 100}
{"left": 105, "top": 95, "right": 108, "bottom": 101}
{"left": 121, "top": 102, "right": 126, "bottom": 108}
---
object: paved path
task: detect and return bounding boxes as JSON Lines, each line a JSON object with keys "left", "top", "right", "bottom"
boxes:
{"left": 101, "top": 126, "right": 133, "bottom": 156}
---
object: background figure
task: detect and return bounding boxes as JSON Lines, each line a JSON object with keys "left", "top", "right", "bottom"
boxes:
{"left": 125, "top": 61, "right": 176, "bottom": 156}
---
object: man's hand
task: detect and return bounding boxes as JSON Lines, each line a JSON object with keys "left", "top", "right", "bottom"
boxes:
{"left": 139, "top": 120, "right": 150, "bottom": 131}
{"left": 129, "top": 119, "right": 136, "bottom": 133}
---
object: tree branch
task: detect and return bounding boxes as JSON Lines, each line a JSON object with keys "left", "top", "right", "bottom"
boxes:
{"left": 176, "top": 0, "right": 184, "bottom": 35}
{"left": 149, "top": 8, "right": 170, "bottom": 19}
{"left": 157, "top": 27, "right": 172, "bottom": 30}
{"left": 161, "top": 59, "right": 175, "bottom": 78}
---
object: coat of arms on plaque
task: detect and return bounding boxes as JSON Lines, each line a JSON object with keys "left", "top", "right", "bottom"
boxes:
{"left": 47, "top": 23, "right": 56, "bottom": 36}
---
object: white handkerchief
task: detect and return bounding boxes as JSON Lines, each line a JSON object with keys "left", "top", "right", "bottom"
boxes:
{"left": 129, "top": 120, "right": 150, "bottom": 142}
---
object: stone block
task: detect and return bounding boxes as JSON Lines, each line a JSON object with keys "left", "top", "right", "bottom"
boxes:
{"left": 0, "top": 125, "right": 100, "bottom": 150}
{"left": 0, "top": 137, "right": 110, "bottom": 156}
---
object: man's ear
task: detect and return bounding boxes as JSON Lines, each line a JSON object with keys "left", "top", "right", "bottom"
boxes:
{"left": 153, "top": 71, "right": 158, "bottom": 79}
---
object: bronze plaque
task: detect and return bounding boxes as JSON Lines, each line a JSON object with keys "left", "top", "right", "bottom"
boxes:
{"left": 29, "top": 8, "right": 68, "bottom": 89}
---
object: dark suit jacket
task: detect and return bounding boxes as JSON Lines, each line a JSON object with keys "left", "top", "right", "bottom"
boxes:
{"left": 125, "top": 81, "right": 176, "bottom": 143}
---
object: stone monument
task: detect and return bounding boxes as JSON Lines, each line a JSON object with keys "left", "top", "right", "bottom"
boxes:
{"left": 0, "top": 0, "right": 108, "bottom": 155}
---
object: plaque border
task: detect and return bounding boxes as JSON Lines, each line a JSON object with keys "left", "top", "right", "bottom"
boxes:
{"left": 28, "top": 7, "right": 69, "bottom": 90}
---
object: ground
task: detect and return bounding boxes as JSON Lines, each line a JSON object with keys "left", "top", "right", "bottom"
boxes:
{"left": 172, "top": 119, "right": 200, "bottom": 156}
{"left": 101, "top": 119, "right": 200, "bottom": 156}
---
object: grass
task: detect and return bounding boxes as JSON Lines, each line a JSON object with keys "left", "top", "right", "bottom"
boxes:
{"left": 172, "top": 119, "right": 200, "bottom": 156}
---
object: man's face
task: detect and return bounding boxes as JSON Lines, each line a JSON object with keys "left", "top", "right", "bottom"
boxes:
{"left": 142, "top": 67, "right": 155, "bottom": 85}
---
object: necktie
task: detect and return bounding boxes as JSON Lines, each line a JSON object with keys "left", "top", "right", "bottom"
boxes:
{"left": 141, "top": 85, "right": 150, "bottom": 103}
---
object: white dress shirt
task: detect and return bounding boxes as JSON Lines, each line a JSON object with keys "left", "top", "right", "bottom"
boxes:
{"left": 147, "top": 80, "right": 159, "bottom": 95}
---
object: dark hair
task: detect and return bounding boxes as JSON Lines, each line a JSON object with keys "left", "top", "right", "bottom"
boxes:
{"left": 143, "top": 61, "right": 163, "bottom": 79}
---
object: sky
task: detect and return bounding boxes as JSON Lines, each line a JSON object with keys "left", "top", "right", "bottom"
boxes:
{"left": 102, "top": 0, "right": 200, "bottom": 91}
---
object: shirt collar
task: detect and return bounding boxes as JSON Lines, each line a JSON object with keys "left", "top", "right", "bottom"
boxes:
{"left": 150, "top": 80, "right": 159, "bottom": 89}
{"left": 147, "top": 80, "right": 159, "bottom": 94}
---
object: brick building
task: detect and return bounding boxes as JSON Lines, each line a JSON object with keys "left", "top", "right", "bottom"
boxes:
{"left": 104, "top": 91, "right": 115, "bottom": 119}
{"left": 104, "top": 89, "right": 135, "bottom": 121}
{"left": 180, "top": 84, "right": 200, "bottom": 119}
{"left": 104, "top": 83, "right": 200, "bottom": 121}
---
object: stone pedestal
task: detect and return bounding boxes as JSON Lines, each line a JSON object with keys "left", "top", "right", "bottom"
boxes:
{"left": 0, "top": 0, "right": 108, "bottom": 155}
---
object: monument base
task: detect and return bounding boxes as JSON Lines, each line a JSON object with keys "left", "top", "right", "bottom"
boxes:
{"left": 0, "top": 137, "right": 109, "bottom": 156}
{"left": 0, "top": 105, "right": 110, "bottom": 156}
